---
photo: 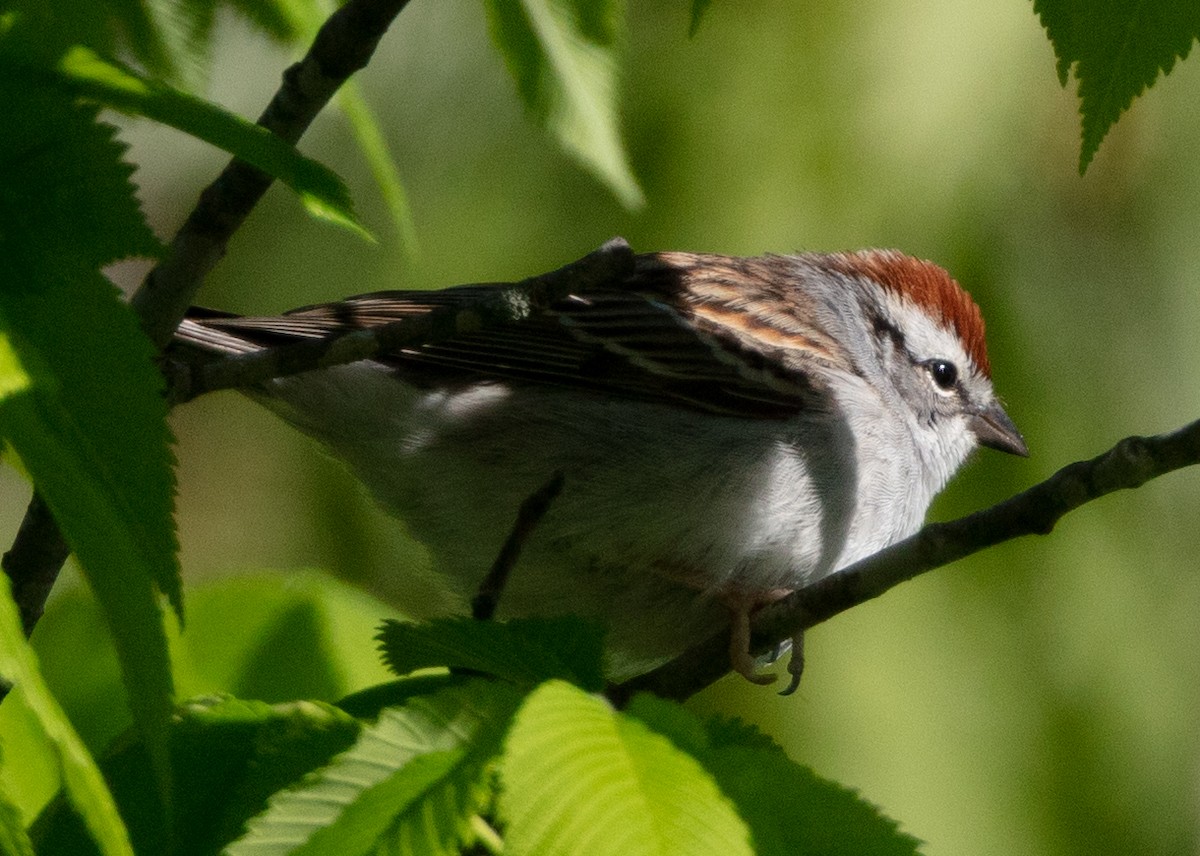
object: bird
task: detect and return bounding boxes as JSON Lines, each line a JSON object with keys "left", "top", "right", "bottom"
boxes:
{"left": 174, "top": 246, "right": 1027, "bottom": 689}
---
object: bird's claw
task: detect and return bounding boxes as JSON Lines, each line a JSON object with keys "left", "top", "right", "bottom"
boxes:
{"left": 778, "top": 631, "right": 805, "bottom": 696}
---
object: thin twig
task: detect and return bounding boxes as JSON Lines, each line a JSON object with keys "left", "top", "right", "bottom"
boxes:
{"left": 167, "top": 238, "right": 636, "bottom": 403}
{"left": 132, "top": 0, "right": 415, "bottom": 348}
{"left": 3, "top": 0, "right": 413, "bottom": 637}
{"left": 607, "top": 419, "right": 1200, "bottom": 706}
{"left": 1, "top": 495, "right": 71, "bottom": 635}
{"left": 472, "top": 473, "right": 566, "bottom": 621}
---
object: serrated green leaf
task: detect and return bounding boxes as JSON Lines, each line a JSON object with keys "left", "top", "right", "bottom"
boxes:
{"left": 377, "top": 616, "right": 606, "bottom": 691}
{"left": 0, "top": 99, "right": 160, "bottom": 282}
{"left": 0, "top": 574, "right": 134, "bottom": 856}
{"left": 4, "top": 0, "right": 181, "bottom": 83}
{"left": 483, "top": 0, "right": 643, "bottom": 208}
{"left": 1034, "top": 0, "right": 1200, "bottom": 171}
{"left": 0, "top": 303, "right": 177, "bottom": 808}
{"left": 627, "top": 697, "right": 923, "bottom": 856}
{"left": 0, "top": 79, "right": 178, "bottom": 814}
{"left": 30, "top": 695, "right": 362, "bottom": 856}
{"left": 0, "top": 33, "right": 366, "bottom": 237}
{"left": 500, "top": 681, "right": 751, "bottom": 856}
{"left": 703, "top": 746, "right": 923, "bottom": 856}
{"left": 228, "top": 679, "right": 523, "bottom": 856}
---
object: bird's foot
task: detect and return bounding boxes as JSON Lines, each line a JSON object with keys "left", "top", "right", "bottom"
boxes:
{"left": 723, "top": 588, "right": 796, "bottom": 686}
{"left": 779, "top": 631, "right": 806, "bottom": 696}
{"left": 728, "top": 602, "right": 776, "bottom": 685}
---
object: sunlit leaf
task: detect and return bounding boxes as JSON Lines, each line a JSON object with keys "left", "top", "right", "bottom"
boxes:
{"left": 501, "top": 681, "right": 751, "bottom": 856}
{"left": 483, "top": 0, "right": 644, "bottom": 208}
{"left": 628, "top": 697, "right": 924, "bottom": 856}
{"left": 0, "top": 780, "right": 35, "bottom": 856}
{"left": 0, "top": 574, "right": 134, "bottom": 856}
{"left": 31, "top": 696, "right": 362, "bottom": 856}
{"left": 0, "top": 79, "right": 177, "bottom": 815}
{"left": 227, "top": 679, "right": 523, "bottom": 856}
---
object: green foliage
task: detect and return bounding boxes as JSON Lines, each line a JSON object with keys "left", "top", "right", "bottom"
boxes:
{"left": 227, "top": 679, "right": 522, "bottom": 856}
{"left": 12, "top": 43, "right": 364, "bottom": 236}
{"left": 0, "top": 71, "right": 178, "bottom": 822}
{"left": 4, "top": 0, "right": 184, "bottom": 84}
{"left": 16, "top": 605, "right": 919, "bottom": 856}
{"left": 0, "top": 782, "right": 35, "bottom": 856}
{"left": 335, "top": 80, "right": 420, "bottom": 256}
{"left": 377, "top": 616, "right": 606, "bottom": 691}
{"left": 483, "top": 0, "right": 644, "bottom": 208}
{"left": 628, "top": 698, "right": 924, "bottom": 856}
{"left": 0, "top": 575, "right": 134, "bottom": 856}
{"left": 1034, "top": 0, "right": 1200, "bottom": 171}
{"left": 500, "top": 679, "right": 753, "bottom": 856}
{"left": 30, "top": 696, "right": 362, "bottom": 856}
{"left": 6, "top": 1, "right": 1200, "bottom": 854}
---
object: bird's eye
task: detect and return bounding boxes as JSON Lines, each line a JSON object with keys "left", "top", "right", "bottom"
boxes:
{"left": 928, "top": 360, "right": 958, "bottom": 390}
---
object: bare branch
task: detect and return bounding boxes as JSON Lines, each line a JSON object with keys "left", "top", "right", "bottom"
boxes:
{"left": 607, "top": 419, "right": 1200, "bottom": 706}
{"left": 1, "top": 495, "right": 70, "bottom": 635}
{"left": 4, "top": 0, "right": 413, "bottom": 637}
{"left": 472, "top": 472, "right": 566, "bottom": 621}
{"left": 132, "top": 0, "right": 415, "bottom": 348}
{"left": 167, "top": 238, "right": 636, "bottom": 403}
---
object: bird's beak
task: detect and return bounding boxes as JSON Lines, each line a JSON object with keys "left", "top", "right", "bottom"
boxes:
{"left": 969, "top": 402, "right": 1028, "bottom": 457}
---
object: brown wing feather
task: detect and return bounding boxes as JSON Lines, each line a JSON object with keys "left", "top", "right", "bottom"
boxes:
{"left": 179, "top": 255, "right": 836, "bottom": 419}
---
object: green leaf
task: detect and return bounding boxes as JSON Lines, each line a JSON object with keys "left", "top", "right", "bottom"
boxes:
{"left": 4, "top": 0, "right": 182, "bottom": 83}
{"left": 227, "top": 679, "right": 524, "bottom": 856}
{"left": 0, "top": 574, "right": 134, "bottom": 856}
{"left": 210, "top": 0, "right": 305, "bottom": 44}
{"left": 0, "top": 80, "right": 177, "bottom": 812}
{"left": 627, "top": 697, "right": 923, "bottom": 856}
{"left": 0, "top": 101, "right": 160, "bottom": 281}
{"left": 0, "top": 749, "right": 36, "bottom": 856}
{"left": 483, "top": 0, "right": 644, "bottom": 208}
{"left": 229, "top": 599, "right": 345, "bottom": 704}
{"left": 500, "top": 681, "right": 752, "bottom": 856}
{"left": 31, "top": 696, "right": 362, "bottom": 856}
{"left": 1034, "top": 0, "right": 1200, "bottom": 171}
{"left": 377, "top": 616, "right": 606, "bottom": 691}
{"left": 0, "top": 32, "right": 365, "bottom": 237}
{"left": 335, "top": 80, "right": 420, "bottom": 257}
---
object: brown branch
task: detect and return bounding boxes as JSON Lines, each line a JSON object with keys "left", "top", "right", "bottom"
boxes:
{"left": 472, "top": 472, "right": 566, "bottom": 621}
{"left": 167, "top": 238, "right": 636, "bottom": 404}
{"left": 3, "top": 0, "right": 413, "bottom": 638}
{"left": 1, "top": 495, "right": 71, "bottom": 635}
{"left": 607, "top": 419, "right": 1200, "bottom": 706}
{"left": 132, "top": 0, "right": 415, "bottom": 348}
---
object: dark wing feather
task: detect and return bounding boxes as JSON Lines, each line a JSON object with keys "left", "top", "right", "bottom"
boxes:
{"left": 178, "top": 254, "right": 838, "bottom": 419}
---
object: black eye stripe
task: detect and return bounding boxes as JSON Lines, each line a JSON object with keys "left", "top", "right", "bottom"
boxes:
{"left": 872, "top": 315, "right": 906, "bottom": 352}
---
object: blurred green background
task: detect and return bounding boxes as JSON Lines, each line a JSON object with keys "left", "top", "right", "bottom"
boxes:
{"left": 3, "top": 1, "right": 1200, "bottom": 853}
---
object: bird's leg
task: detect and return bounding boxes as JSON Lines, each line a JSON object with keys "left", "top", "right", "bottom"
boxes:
{"left": 721, "top": 589, "right": 795, "bottom": 686}
{"left": 725, "top": 592, "right": 776, "bottom": 685}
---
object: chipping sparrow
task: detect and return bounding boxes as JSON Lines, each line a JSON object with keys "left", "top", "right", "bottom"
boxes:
{"left": 176, "top": 248, "right": 1026, "bottom": 687}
